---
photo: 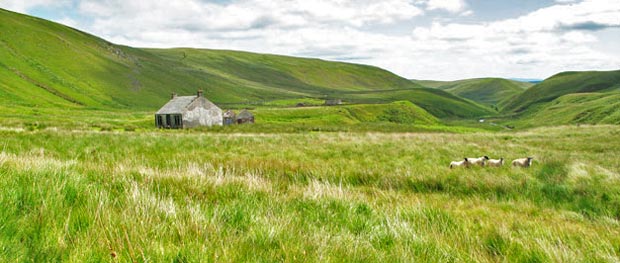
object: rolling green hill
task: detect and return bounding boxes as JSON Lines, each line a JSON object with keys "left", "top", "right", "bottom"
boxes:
{"left": 0, "top": 8, "right": 493, "bottom": 120}
{"left": 511, "top": 92, "right": 620, "bottom": 126}
{"left": 494, "top": 70, "right": 620, "bottom": 127}
{"left": 502, "top": 70, "right": 620, "bottom": 113}
{"left": 338, "top": 88, "right": 495, "bottom": 118}
{"left": 0, "top": 8, "right": 214, "bottom": 109}
{"left": 412, "top": 78, "right": 530, "bottom": 109}
{"left": 254, "top": 101, "right": 439, "bottom": 126}
{"left": 150, "top": 49, "right": 494, "bottom": 118}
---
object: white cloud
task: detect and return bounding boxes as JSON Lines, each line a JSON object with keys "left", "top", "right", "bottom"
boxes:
{"left": 406, "top": 0, "right": 620, "bottom": 79}
{"left": 425, "top": 0, "right": 467, "bottom": 13}
{"left": 77, "top": 0, "right": 423, "bottom": 31}
{"left": 0, "top": 0, "right": 69, "bottom": 13}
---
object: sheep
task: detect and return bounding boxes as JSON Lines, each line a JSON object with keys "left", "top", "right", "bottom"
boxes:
{"left": 487, "top": 158, "right": 504, "bottom": 167}
{"left": 512, "top": 157, "right": 533, "bottom": 168}
{"left": 467, "top": 156, "right": 489, "bottom": 167}
{"left": 450, "top": 158, "right": 470, "bottom": 169}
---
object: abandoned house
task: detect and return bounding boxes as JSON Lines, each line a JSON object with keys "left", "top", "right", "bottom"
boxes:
{"left": 236, "top": 109, "right": 255, "bottom": 124}
{"left": 223, "top": 110, "right": 236, "bottom": 126}
{"left": 325, "top": 99, "right": 342, "bottom": 106}
{"left": 155, "top": 90, "right": 223, "bottom": 128}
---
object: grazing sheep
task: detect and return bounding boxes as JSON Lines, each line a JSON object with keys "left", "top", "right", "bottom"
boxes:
{"left": 512, "top": 157, "right": 533, "bottom": 168}
{"left": 487, "top": 158, "right": 504, "bottom": 167}
{"left": 467, "top": 156, "right": 489, "bottom": 167}
{"left": 450, "top": 158, "right": 470, "bottom": 169}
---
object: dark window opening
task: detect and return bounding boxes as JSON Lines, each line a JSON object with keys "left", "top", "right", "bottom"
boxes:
{"left": 174, "top": 115, "right": 182, "bottom": 128}
{"left": 156, "top": 115, "right": 163, "bottom": 127}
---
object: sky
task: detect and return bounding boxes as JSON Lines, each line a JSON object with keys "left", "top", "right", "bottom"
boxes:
{"left": 1, "top": 0, "right": 619, "bottom": 80}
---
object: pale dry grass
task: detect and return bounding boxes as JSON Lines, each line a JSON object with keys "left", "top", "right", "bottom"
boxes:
{"left": 0, "top": 150, "right": 76, "bottom": 171}
{"left": 303, "top": 179, "right": 348, "bottom": 200}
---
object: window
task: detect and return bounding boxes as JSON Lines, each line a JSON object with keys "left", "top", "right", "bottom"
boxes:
{"left": 166, "top": 115, "right": 171, "bottom": 128}
{"left": 156, "top": 115, "right": 163, "bottom": 127}
{"left": 174, "top": 115, "right": 182, "bottom": 128}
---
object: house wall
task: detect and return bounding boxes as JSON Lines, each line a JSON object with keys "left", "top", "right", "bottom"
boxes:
{"left": 183, "top": 98, "right": 223, "bottom": 127}
{"left": 155, "top": 114, "right": 183, "bottom": 128}
{"left": 224, "top": 117, "right": 235, "bottom": 125}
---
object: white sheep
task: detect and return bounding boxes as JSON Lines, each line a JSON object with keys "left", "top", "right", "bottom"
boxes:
{"left": 512, "top": 157, "right": 533, "bottom": 168}
{"left": 450, "top": 158, "right": 471, "bottom": 169}
{"left": 467, "top": 156, "right": 489, "bottom": 167}
{"left": 487, "top": 158, "right": 504, "bottom": 167}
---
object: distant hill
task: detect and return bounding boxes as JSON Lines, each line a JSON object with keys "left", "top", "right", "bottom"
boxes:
{"left": 511, "top": 92, "right": 620, "bottom": 126}
{"left": 411, "top": 80, "right": 449, "bottom": 89}
{"left": 0, "top": 8, "right": 492, "bottom": 119}
{"left": 502, "top": 70, "right": 620, "bottom": 113}
{"left": 336, "top": 88, "right": 495, "bottom": 118}
{"left": 509, "top": 78, "right": 543, "bottom": 84}
{"left": 256, "top": 101, "right": 439, "bottom": 126}
{"left": 412, "top": 78, "right": 530, "bottom": 109}
{"left": 153, "top": 49, "right": 494, "bottom": 118}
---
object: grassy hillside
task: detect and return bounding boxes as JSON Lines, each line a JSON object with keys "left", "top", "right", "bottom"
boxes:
{"left": 0, "top": 8, "right": 492, "bottom": 120}
{"left": 0, "top": 8, "right": 211, "bottom": 109}
{"left": 340, "top": 88, "right": 495, "bottom": 118}
{"left": 502, "top": 70, "right": 620, "bottom": 113}
{"left": 507, "top": 92, "right": 620, "bottom": 127}
{"left": 149, "top": 48, "right": 421, "bottom": 96}
{"left": 2, "top": 126, "right": 620, "bottom": 261}
{"left": 410, "top": 79, "right": 447, "bottom": 89}
{"left": 412, "top": 78, "right": 530, "bottom": 109}
{"left": 253, "top": 101, "right": 439, "bottom": 126}
{"left": 151, "top": 49, "right": 493, "bottom": 118}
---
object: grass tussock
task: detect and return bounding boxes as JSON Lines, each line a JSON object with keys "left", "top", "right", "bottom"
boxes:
{"left": 0, "top": 126, "right": 619, "bottom": 261}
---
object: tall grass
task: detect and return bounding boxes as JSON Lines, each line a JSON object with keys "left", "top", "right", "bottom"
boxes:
{"left": 1, "top": 125, "right": 619, "bottom": 261}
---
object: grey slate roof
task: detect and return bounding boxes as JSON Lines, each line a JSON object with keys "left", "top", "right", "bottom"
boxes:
{"left": 156, "top": 96, "right": 196, "bottom": 114}
{"left": 223, "top": 110, "right": 236, "bottom": 118}
{"left": 237, "top": 109, "right": 254, "bottom": 119}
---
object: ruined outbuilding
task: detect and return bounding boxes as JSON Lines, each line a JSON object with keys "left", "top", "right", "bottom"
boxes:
{"left": 236, "top": 109, "right": 255, "bottom": 124}
{"left": 325, "top": 99, "right": 342, "bottom": 106}
{"left": 223, "top": 110, "right": 237, "bottom": 126}
{"left": 155, "top": 90, "right": 222, "bottom": 128}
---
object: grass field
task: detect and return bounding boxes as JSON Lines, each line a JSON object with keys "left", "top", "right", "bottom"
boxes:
{"left": 1, "top": 125, "right": 619, "bottom": 262}
{"left": 0, "top": 101, "right": 496, "bottom": 134}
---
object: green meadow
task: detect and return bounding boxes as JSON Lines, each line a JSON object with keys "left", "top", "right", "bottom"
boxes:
{"left": 1, "top": 125, "right": 619, "bottom": 262}
{"left": 2, "top": 7, "right": 620, "bottom": 262}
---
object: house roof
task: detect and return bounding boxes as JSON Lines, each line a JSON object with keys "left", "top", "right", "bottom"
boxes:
{"left": 237, "top": 109, "right": 254, "bottom": 119}
{"left": 156, "top": 96, "right": 196, "bottom": 114}
{"left": 223, "top": 110, "right": 236, "bottom": 118}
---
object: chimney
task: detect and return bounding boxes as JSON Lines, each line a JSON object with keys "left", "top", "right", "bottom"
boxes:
{"left": 197, "top": 89, "right": 204, "bottom": 97}
{"left": 171, "top": 92, "right": 177, "bottom": 99}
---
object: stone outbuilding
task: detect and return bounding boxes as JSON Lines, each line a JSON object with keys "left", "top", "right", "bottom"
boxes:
{"left": 155, "top": 90, "right": 222, "bottom": 128}
{"left": 236, "top": 109, "right": 255, "bottom": 124}
{"left": 223, "top": 110, "right": 237, "bottom": 126}
{"left": 325, "top": 99, "right": 342, "bottom": 106}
